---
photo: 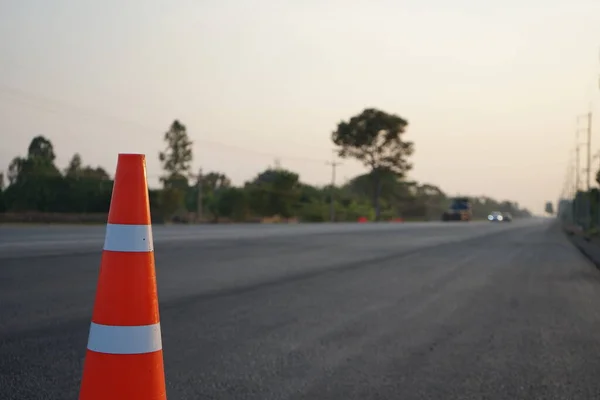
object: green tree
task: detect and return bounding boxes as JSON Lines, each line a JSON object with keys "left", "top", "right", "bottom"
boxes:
{"left": 64, "top": 153, "right": 83, "bottom": 177}
{"left": 159, "top": 188, "right": 185, "bottom": 222}
{"left": 545, "top": 201, "right": 554, "bottom": 215}
{"left": 332, "top": 108, "right": 413, "bottom": 220}
{"left": 410, "top": 183, "right": 446, "bottom": 220}
{"left": 8, "top": 136, "right": 61, "bottom": 184}
{"left": 202, "top": 172, "right": 231, "bottom": 192}
{"left": 7, "top": 157, "right": 24, "bottom": 184}
{"left": 0, "top": 172, "right": 4, "bottom": 212}
{"left": 8, "top": 136, "right": 60, "bottom": 184}
{"left": 28, "top": 136, "right": 57, "bottom": 161}
{"left": 159, "top": 120, "right": 193, "bottom": 188}
{"left": 158, "top": 120, "right": 193, "bottom": 220}
{"left": 183, "top": 171, "right": 232, "bottom": 221}
{"left": 246, "top": 168, "right": 301, "bottom": 218}
{"left": 26, "top": 135, "right": 60, "bottom": 177}
{"left": 3, "top": 141, "right": 113, "bottom": 213}
{"left": 343, "top": 172, "right": 424, "bottom": 219}
{"left": 80, "top": 166, "right": 110, "bottom": 180}
{"left": 64, "top": 153, "right": 110, "bottom": 180}
{"left": 5, "top": 136, "right": 62, "bottom": 211}
{"left": 202, "top": 172, "right": 232, "bottom": 221}
{"left": 215, "top": 187, "right": 248, "bottom": 221}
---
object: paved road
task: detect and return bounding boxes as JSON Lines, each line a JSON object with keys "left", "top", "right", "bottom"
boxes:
{"left": 0, "top": 221, "right": 519, "bottom": 259}
{"left": 3, "top": 219, "right": 600, "bottom": 399}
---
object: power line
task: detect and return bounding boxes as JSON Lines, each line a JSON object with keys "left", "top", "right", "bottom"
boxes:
{"left": 576, "top": 111, "right": 593, "bottom": 191}
{"left": 0, "top": 83, "right": 335, "bottom": 165}
{"left": 0, "top": 83, "right": 353, "bottom": 191}
{"left": 572, "top": 111, "right": 594, "bottom": 229}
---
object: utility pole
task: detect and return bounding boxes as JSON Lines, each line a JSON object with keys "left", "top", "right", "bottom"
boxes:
{"left": 587, "top": 111, "right": 593, "bottom": 191}
{"left": 197, "top": 168, "right": 203, "bottom": 223}
{"left": 326, "top": 151, "right": 342, "bottom": 222}
{"left": 576, "top": 136, "right": 581, "bottom": 192}
{"left": 575, "top": 115, "right": 592, "bottom": 189}
{"left": 589, "top": 110, "right": 595, "bottom": 230}
{"left": 576, "top": 112, "right": 593, "bottom": 228}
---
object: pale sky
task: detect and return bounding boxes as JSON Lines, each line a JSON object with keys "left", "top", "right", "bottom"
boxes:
{"left": 2, "top": 0, "right": 600, "bottom": 214}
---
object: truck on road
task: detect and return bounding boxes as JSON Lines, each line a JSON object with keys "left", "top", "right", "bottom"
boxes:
{"left": 442, "top": 197, "right": 472, "bottom": 221}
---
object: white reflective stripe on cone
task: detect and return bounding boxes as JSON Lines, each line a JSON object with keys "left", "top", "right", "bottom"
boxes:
{"left": 87, "top": 322, "right": 162, "bottom": 354}
{"left": 103, "top": 223, "right": 154, "bottom": 252}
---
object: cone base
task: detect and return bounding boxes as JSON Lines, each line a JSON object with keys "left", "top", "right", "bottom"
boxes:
{"left": 79, "top": 349, "right": 166, "bottom": 400}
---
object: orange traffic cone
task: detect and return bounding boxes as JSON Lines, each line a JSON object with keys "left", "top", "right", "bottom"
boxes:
{"left": 79, "top": 154, "right": 166, "bottom": 400}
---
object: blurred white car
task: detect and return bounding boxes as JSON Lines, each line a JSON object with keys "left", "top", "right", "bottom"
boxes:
{"left": 488, "top": 211, "right": 504, "bottom": 222}
{"left": 488, "top": 211, "right": 512, "bottom": 222}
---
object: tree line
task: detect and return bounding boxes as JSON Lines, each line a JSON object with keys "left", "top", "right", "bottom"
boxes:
{"left": 556, "top": 171, "right": 600, "bottom": 230}
{"left": 0, "top": 108, "right": 532, "bottom": 223}
{"left": 561, "top": 187, "right": 600, "bottom": 232}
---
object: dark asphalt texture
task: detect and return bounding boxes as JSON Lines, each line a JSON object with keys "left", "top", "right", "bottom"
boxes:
{"left": 3, "top": 219, "right": 600, "bottom": 399}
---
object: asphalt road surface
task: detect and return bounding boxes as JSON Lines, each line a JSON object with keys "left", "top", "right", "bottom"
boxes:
{"left": 3, "top": 219, "right": 600, "bottom": 399}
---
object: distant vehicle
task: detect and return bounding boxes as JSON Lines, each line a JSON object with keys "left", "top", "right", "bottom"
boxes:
{"left": 442, "top": 197, "right": 472, "bottom": 221}
{"left": 488, "top": 211, "right": 504, "bottom": 222}
{"left": 488, "top": 211, "right": 512, "bottom": 222}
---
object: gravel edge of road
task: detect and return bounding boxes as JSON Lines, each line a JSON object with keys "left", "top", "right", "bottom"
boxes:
{"left": 566, "top": 230, "right": 600, "bottom": 269}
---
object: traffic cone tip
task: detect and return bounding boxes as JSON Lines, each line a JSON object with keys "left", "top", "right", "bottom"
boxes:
{"left": 107, "top": 153, "right": 151, "bottom": 225}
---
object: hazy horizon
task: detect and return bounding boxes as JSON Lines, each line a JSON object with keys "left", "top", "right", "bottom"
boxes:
{"left": 2, "top": 0, "right": 600, "bottom": 214}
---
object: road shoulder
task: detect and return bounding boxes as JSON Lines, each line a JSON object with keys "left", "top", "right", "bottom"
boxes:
{"left": 566, "top": 228, "right": 600, "bottom": 269}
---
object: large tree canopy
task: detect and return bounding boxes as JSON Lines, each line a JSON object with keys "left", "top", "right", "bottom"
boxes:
{"left": 332, "top": 108, "right": 413, "bottom": 220}
{"left": 3, "top": 137, "right": 111, "bottom": 213}
{"left": 332, "top": 108, "right": 413, "bottom": 175}
{"left": 245, "top": 168, "right": 301, "bottom": 219}
{"left": 7, "top": 135, "right": 61, "bottom": 184}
